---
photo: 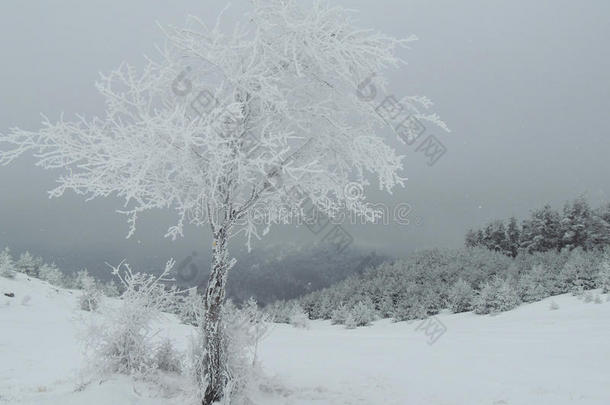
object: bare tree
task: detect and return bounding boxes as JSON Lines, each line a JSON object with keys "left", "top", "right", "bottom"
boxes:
{"left": 0, "top": 1, "right": 444, "bottom": 402}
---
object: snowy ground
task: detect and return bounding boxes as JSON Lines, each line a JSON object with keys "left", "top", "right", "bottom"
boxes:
{"left": 1, "top": 274, "right": 609, "bottom": 404}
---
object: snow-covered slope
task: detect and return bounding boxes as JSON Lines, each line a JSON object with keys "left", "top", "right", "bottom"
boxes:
{"left": 1, "top": 274, "right": 609, "bottom": 404}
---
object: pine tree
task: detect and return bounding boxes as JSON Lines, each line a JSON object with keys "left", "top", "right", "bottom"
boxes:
{"left": 561, "top": 197, "right": 591, "bottom": 250}
{"left": 585, "top": 211, "right": 610, "bottom": 250}
{"left": 0, "top": 247, "right": 15, "bottom": 278}
{"left": 15, "top": 251, "right": 43, "bottom": 277}
{"left": 506, "top": 217, "right": 521, "bottom": 257}
{"left": 482, "top": 220, "right": 509, "bottom": 253}
{"left": 520, "top": 205, "right": 561, "bottom": 253}
{"left": 465, "top": 229, "right": 480, "bottom": 248}
{"left": 39, "top": 263, "right": 64, "bottom": 286}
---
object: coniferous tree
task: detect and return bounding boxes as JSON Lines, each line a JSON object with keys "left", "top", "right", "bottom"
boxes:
{"left": 506, "top": 217, "right": 521, "bottom": 257}
{"left": 0, "top": 247, "right": 15, "bottom": 278}
{"left": 561, "top": 197, "right": 591, "bottom": 250}
{"left": 15, "top": 251, "right": 43, "bottom": 277}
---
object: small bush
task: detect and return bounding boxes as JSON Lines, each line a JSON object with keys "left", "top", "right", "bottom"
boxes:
{"left": 154, "top": 338, "right": 182, "bottom": 373}
{"left": 518, "top": 265, "right": 550, "bottom": 303}
{"left": 288, "top": 304, "right": 309, "bottom": 328}
{"left": 344, "top": 312, "right": 357, "bottom": 329}
{"left": 177, "top": 288, "right": 204, "bottom": 326}
{"left": 74, "top": 269, "right": 95, "bottom": 290}
{"left": 331, "top": 305, "right": 349, "bottom": 325}
{"left": 102, "top": 280, "right": 120, "bottom": 297}
{"left": 85, "top": 259, "right": 178, "bottom": 376}
{"left": 597, "top": 256, "right": 610, "bottom": 293}
{"left": 349, "top": 300, "right": 376, "bottom": 327}
{"left": 448, "top": 279, "right": 474, "bottom": 313}
{"left": 79, "top": 283, "right": 102, "bottom": 311}
{"left": 549, "top": 301, "right": 559, "bottom": 310}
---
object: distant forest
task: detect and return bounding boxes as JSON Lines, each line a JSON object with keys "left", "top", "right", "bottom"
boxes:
{"left": 465, "top": 197, "right": 610, "bottom": 256}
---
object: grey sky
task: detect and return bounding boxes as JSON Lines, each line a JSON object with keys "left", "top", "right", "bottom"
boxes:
{"left": 1, "top": 0, "right": 609, "bottom": 270}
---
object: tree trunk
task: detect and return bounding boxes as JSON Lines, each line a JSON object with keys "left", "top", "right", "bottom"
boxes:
{"left": 202, "top": 227, "right": 232, "bottom": 405}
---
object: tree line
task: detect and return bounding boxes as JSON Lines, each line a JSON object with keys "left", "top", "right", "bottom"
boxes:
{"left": 465, "top": 196, "right": 610, "bottom": 256}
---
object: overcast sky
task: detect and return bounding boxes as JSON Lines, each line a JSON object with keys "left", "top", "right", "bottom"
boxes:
{"left": 1, "top": 0, "right": 609, "bottom": 271}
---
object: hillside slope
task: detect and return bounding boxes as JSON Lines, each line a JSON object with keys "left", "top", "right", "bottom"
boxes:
{"left": 1, "top": 274, "right": 609, "bottom": 404}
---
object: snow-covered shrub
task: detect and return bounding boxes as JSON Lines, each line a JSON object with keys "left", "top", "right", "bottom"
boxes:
{"left": 392, "top": 283, "right": 429, "bottom": 321}
{"left": 79, "top": 281, "right": 102, "bottom": 312}
{"left": 15, "top": 251, "right": 43, "bottom": 276}
{"left": 0, "top": 247, "right": 15, "bottom": 279}
{"left": 288, "top": 304, "right": 309, "bottom": 329}
{"left": 558, "top": 248, "right": 596, "bottom": 293}
{"left": 39, "top": 263, "right": 64, "bottom": 286}
{"left": 447, "top": 279, "right": 474, "bottom": 313}
{"left": 263, "top": 300, "right": 293, "bottom": 324}
{"left": 348, "top": 299, "right": 376, "bottom": 327}
{"left": 177, "top": 288, "right": 205, "bottom": 326}
{"left": 74, "top": 269, "right": 95, "bottom": 290}
{"left": 549, "top": 301, "right": 559, "bottom": 310}
{"left": 344, "top": 312, "right": 357, "bottom": 329}
{"left": 596, "top": 254, "right": 610, "bottom": 293}
{"left": 594, "top": 294, "right": 603, "bottom": 304}
{"left": 101, "top": 280, "right": 120, "bottom": 297}
{"left": 518, "top": 264, "right": 550, "bottom": 303}
{"left": 330, "top": 305, "right": 349, "bottom": 325}
{"left": 473, "top": 277, "right": 520, "bottom": 315}
{"left": 85, "top": 259, "right": 177, "bottom": 376}
{"left": 154, "top": 338, "right": 182, "bottom": 373}
{"left": 583, "top": 291, "right": 593, "bottom": 303}
{"left": 190, "top": 298, "right": 269, "bottom": 403}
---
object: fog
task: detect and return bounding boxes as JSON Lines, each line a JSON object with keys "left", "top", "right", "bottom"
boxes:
{"left": 1, "top": 0, "right": 609, "bottom": 274}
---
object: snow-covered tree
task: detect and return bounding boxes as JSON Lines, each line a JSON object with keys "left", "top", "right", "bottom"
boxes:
{"left": 79, "top": 282, "right": 102, "bottom": 312}
{"left": 0, "top": 2, "right": 446, "bottom": 401}
{"left": 288, "top": 303, "right": 309, "bottom": 329}
{"left": 330, "top": 304, "right": 349, "bottom": 325}
{"left": 154, "top": 338, "right": 183, "bottom": 374}
{"left": 0, "top": 247, "right": 15, "bottom": 279}
{"left": 585, "top": 212, "right": 610, "bottom": 250}
{"left": 506, "top": 217, "right": 521, "bottom": 257}
{"left": 520, "top": 205, "right": 562, "bottom": 253}
{"left": 596, "top": 252, "right": 610, "bottom": 293}
{"left": 348, "top": 299, "right": 376, "bottom": 327}
{"left": 101, "top": 280, "right": 120, "bottom": 297}
{"left": 178, "top": 287, "right": 206, "bottom": 326}
{"left": 473, "top": 277, "right": 519, "bottom": 315}
{"left": 483, "top": 220, "right": 509, "bottom": 253}
{"left": 15, "top": 251, "right": 43, "bottom": 277}
{"left": 447, "top": 278, "right": 474, "bottom": 313}
{"left": 74, "top": 269, "right": 95, "bottom": 290}
{"left": 561, "top": 197, "right": 591, "bottom": 250}
{"left": 517, "top": 264, "right": 550, "bottom": 303}
{"left": 558, "top": 248, "right": 596, "bottom": 292}
{"left": 39, "top": 262, "right": 64, "bottom": 286}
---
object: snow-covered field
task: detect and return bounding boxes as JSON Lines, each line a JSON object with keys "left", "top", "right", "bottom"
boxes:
{"left": 1, "top": 274, "right": 609, "bottom": 405}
